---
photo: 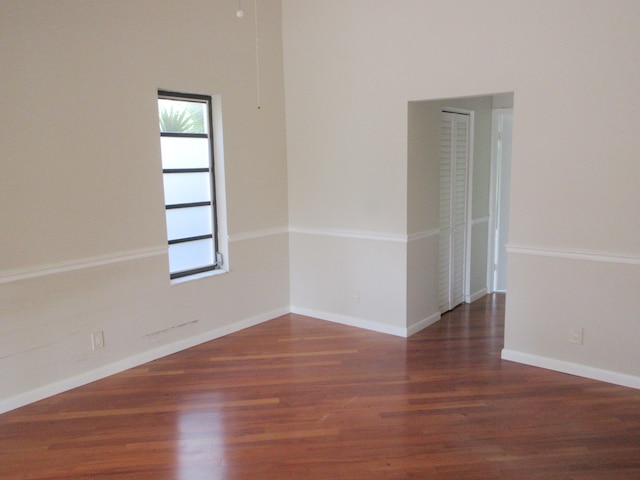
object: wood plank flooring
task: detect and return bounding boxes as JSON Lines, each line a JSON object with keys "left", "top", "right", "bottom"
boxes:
{"left": 1, "top": 294, "right": 639, "bottom": 479}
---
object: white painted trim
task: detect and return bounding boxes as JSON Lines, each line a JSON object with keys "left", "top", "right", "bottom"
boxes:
{"left": 488, "top": 108, "right": 514, "bottom": 294}
{"left": 228, "top": 226, "right": 289, "bottom": 243}
{"left": 291, "top": 306, "right": 408, "bottom": 337}
{"left": 289, "top": 227, "right": 443, "bottom": 244}
{"left": 471, "top": 216, "right": 490, "bottom": 226}
{"left": 211, "top": 93, "right": 230, "bottom": 277}
{"left": 464, "top": 110, "right": 475, "bottom": 305}
{"left": 0, "top": 307, "right": 290, "bottom": 414}
{"left": 487, "top": 110, "right": 499, "bottom": 293}
{"left": 406, "top": 311, "right": 441, "bottom": 336}
{"left": 407, "top": 229, "right": 440, "bottom": 242}
{"left": 0, "top": 246, "right": 167, "bottom": 285}
{"left": 501, "top": 349, "right": 640, "bottom": 390}
{"left": 507, "top": 244, "right": 640, "bottom": 266}
{"left": 169, "top": 267, "right": 228, "bottom": 285}
{"left": 466, "top": 288, "right": 488, "bottom": 304}
{"left": 289, "top": 227, "right": 407, "bottom": 243}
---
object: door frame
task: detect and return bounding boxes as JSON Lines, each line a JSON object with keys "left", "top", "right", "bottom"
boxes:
{"left": 487, "top": 107, "right": 513, "bottom": 293}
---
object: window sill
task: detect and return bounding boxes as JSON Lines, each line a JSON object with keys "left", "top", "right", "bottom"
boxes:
{"left": 170, "top": 267, "right": 228, "bottom": 286}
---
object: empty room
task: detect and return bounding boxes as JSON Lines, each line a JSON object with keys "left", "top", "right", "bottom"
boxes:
{"left": 1, "top": 1, "right": 639, "bottom": 478}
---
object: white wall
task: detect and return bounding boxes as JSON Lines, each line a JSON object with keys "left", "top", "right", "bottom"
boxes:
{"left": 283, "top": 1, "right": 411, "bottom": 334}
{"left": 283, "top": 0, "right": 640, "bottom": 386}
{"left": 289, "top": 232, "right": 407, "bottom": 335}
{"left": 2, "top": 0, "right": 639, "bottom": 413}
{"left": 406, "top": 101, "right": 441, "bottom": 330}
{"left": 0, "top": 0, "right": 290, "bottom": 412}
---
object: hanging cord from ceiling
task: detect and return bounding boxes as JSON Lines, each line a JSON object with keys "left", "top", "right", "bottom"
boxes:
{"left": 236, "top": 0, "right": 261, "bottom": 110}
{"left": 254, "top": 0, "right": 261, "bottom": 109}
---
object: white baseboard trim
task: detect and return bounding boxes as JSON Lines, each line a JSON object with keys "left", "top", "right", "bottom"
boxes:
{"left": 291, "top": 306, "right": 408, "bottom": 338}
{"left": 466, "top": 288, "right": 488, "bottom": 304}
{"left": 501, "top": 349, "right": 640, "bottom": 390}
{"left": 406, "top": 311, "right": 441, "bottom": 337}
{"left": 0, "top": 307, "right": 290, "bottom": 415}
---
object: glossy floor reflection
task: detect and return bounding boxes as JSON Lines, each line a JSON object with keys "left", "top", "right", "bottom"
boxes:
{"left": 1, "top": 294, "right": 640, "bottom": 479}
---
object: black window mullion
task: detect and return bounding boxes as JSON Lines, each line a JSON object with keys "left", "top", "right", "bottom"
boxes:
{"left": 163, "top": 168, "right": 210, "bottom": 174}
{"left": 166, "top": 201, "right": 211, "bottom": 210}
{"left": 159, "top": 89, "right": 211, "bottom": 103}
{"left": 160, "top": 132, "right": 208, "bottom": 139}
{"left": 205, "top": 93, "right": 219, "bottom": 260}
{"left": 168, "top": 234, "right": 213, "bottom": 245}
{"left": 170, "top": 264, "right": 217, "bottom": 280}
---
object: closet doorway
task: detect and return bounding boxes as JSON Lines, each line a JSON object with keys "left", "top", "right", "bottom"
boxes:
{"left": 438, "top": 109, "right": 472, "bottom": 313}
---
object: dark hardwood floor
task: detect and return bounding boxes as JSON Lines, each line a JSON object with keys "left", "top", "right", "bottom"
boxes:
{"left": 1, "top": 294, "right": 639, "bottom": 479}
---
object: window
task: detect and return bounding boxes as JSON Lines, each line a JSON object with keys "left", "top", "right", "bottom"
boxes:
{"left": 158, "top": 90, "right": 221, "bottom": 280}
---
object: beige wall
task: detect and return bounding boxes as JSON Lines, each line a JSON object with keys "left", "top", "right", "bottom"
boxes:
{"left": 2, "top": 0, "right": 639, "bottom": 411}
{"left": 283, "top": 1, "right": 640, "bottom": 384}
{"left": 0, "top": 0, "right": 290, "bottom": 410}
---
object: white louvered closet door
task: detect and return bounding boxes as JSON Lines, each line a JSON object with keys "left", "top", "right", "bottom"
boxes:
{"left": 438, "top": 111, "right": 470, "bottom": 313}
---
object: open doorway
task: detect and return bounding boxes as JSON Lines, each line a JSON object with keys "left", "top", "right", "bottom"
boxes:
{"left": 406, "top": 92, "right": 514, "bottom": 324}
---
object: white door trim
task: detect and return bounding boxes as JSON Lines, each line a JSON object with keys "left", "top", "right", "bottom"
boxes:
{"left": 488, "top": 108, "right": 513, "bottom": 293}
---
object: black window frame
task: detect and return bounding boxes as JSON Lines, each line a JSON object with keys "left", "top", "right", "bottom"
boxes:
{"left": 158, "top": 90, "right": 220, "bottom": 280}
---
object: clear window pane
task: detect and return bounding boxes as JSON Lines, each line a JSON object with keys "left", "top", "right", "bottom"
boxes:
{"left": 160, "top": 136, "right": 210, "bottom": 169}
{"left": 168, "top": 238, "right": 215, "bottom": 273}
{"left": 163, "top": 172, "right": 211, "bottom": 205}
{"left": 158, "top": 99, "right": 207, "bottom": 134}
{"left": 166, "top": 206, "right": 213, "bottom": 241}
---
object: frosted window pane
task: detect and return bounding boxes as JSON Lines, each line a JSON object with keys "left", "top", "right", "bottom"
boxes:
{"left": 166, "top": 206, "right": 212, "bottom": 241}
{"left": 168, "top": 239, "right": 214, "bottom": 273}
{"left": 163, "top": 172, "right": 211, "bottom": 205}
{"left": 160, "top": 137, "right": 209, "bottom": 169}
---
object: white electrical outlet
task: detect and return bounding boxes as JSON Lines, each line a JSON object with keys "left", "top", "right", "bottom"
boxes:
{"left": 569, "top": 327, "right": 583, "bottom": 345}
{"left": 91, "top": 331, "right": 105, "bottom": 350}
